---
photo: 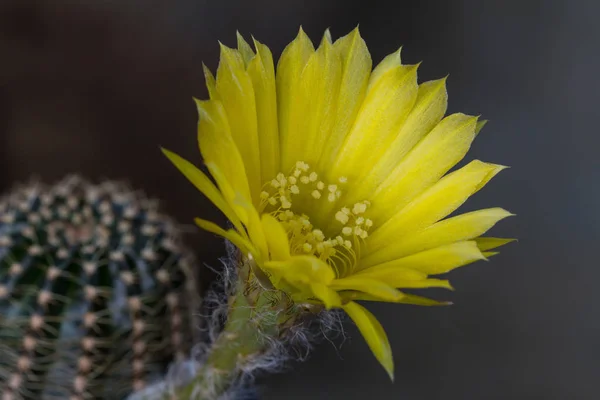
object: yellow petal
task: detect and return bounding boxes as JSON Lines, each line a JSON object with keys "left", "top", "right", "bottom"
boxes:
{"left": 367, "top": 160, "right": 506, "bottom": 253}
{"left": 475, "top": 119, "right": 488, "bottom": 135}
{"left": 359, "top": 241, "right": 485, "bottom": 276}
{"left": 277, "top": 27, "right": 315, "bottom": 171}
{"left": 362, "top": 208, "right": 513, "bottom": 267}
{"left": 264, "top": 255, "right": 336, "bottom": 285}
{"left": 322, "top": 28, "right": 332, "bottom": 44}
{"left": 367, "top": 47, "right": 402, "bottom": 91}
{"left": 236, "top": 31, "right": 255, "bottom": 66}
{"left": 194, "top": 217, "right": 255, "bottom": 257}
{"left": 360, "top": 78, "right": 448, "bottom": 196}
{"left": 202, "top": 64, "right": 218, "bottom": 100}
{"left": 342, "top": 301, "right": 394, "bottom": 380}
{"left": 482, "top": 251, "right": 499, "bottom": 258}
{"left": 369, "top": 113, "right": 479, "bottom": 223}
{"left": 395, "top": 293, "right": 452, "bottom": 306}
{"left": 330, "top": 277, "right": 403, "bottom": 302}
{"left": 215, "top": 44, "right": 261, "bottom": 203}
{"left": 310, "top": 283, "right": 342, "bottom": 309}
{"left": 475, "top": 237, "right": 516, "bottom": 251}
{"left": 319, "top": 27, "right": 372, "bottom": 171}
{"left": 354, "top": 264, "right": 427, "bottom": 280}
{"left": 343, "top": 291, "right": 451, "bottom": 306}
{"left": 240, "top": 200, "right": 268, "bottom": 262}
{"left": 261, "top": 214, "right": 291, "bottom": 261}
{"left": 386, "top": 278, "right": 453, "bottom": 290}
{"left": 247, "top": 38, "right": 280, "bottom": 183}
{"left": 283, "top": 36, "right": 343, "bottom": 168}
{"left": 196, "top": 99, "right": 252, "bottom": 214}
{"left": 330, "top": 63, "right": 419, "bottom": 181}
{"left": 161, "top": 148, "right": 245, "bottom": 236}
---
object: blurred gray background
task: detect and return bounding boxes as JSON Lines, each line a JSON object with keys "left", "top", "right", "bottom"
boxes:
{"left": 1, "top": 0, "right": 598, "bottom": 399}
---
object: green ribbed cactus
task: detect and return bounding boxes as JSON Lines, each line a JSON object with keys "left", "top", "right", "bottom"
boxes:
{"left": 0, "top": 176, "right": 198, "bottom": 400}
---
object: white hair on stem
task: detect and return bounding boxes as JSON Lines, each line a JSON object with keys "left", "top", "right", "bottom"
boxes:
{"left": 127, "top": 240, "right": 346, "bottom": 400}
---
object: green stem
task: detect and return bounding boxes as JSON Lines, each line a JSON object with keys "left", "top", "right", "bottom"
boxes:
{"left": 177, "top": 260, "right": 288, "bottom": 399}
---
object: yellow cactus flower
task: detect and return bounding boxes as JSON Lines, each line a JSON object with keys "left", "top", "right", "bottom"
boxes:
{"left": 163, "top": 27, "right": 513, "bottom": 379}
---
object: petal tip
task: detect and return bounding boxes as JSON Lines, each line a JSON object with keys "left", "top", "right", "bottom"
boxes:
{"left": 386, "top": 367, "right": 395, "bottom": 382}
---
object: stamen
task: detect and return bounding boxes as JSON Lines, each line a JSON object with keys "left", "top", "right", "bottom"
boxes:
{"left": 335, "top": 211, "right": 349, "bottom": 224}
{"left": 261, "top": 161, "right": 374, "bottom": 277}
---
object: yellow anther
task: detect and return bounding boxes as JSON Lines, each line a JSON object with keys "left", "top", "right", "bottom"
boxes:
{"left": 281, "top": 196, "right": 292, "bottom": 209}
{"left": 296, "top": 161, "right": 309, "bottom": 171}
{"left": 312, "top": 229, "right": 325, "bottom": 241}
{"left": 335, "top": 211, "right": 349, "bottom": 225}
{"left": 353, "top": 202, "right": 367, "bottom": 214}
{"left": 266, "top": 163, "right": 372, "bottom": 275}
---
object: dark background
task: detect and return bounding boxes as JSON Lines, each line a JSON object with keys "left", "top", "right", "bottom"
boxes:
{"left": 1, "top": 1, "right": 598, "bottom": 399}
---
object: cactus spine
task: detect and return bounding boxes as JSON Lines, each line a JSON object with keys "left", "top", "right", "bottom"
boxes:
{"left": 0, "top": 176, "right": 197, "bottom": 400}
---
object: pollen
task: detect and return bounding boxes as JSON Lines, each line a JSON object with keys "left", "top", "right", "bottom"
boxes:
{"left": 335, "top": 211, "right": 349, "bottom": 224}
{"left": 260, "top": 161, "right": 374, "bottom": 276}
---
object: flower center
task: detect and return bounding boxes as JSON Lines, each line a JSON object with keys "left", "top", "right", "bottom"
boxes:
{"left": 259, "top": 161, "right": 373, "bottom": 277}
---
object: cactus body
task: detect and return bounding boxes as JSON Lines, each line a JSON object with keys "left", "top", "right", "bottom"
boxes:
{"left": 0, "top": 176, "right": 197, "bottom": 400}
